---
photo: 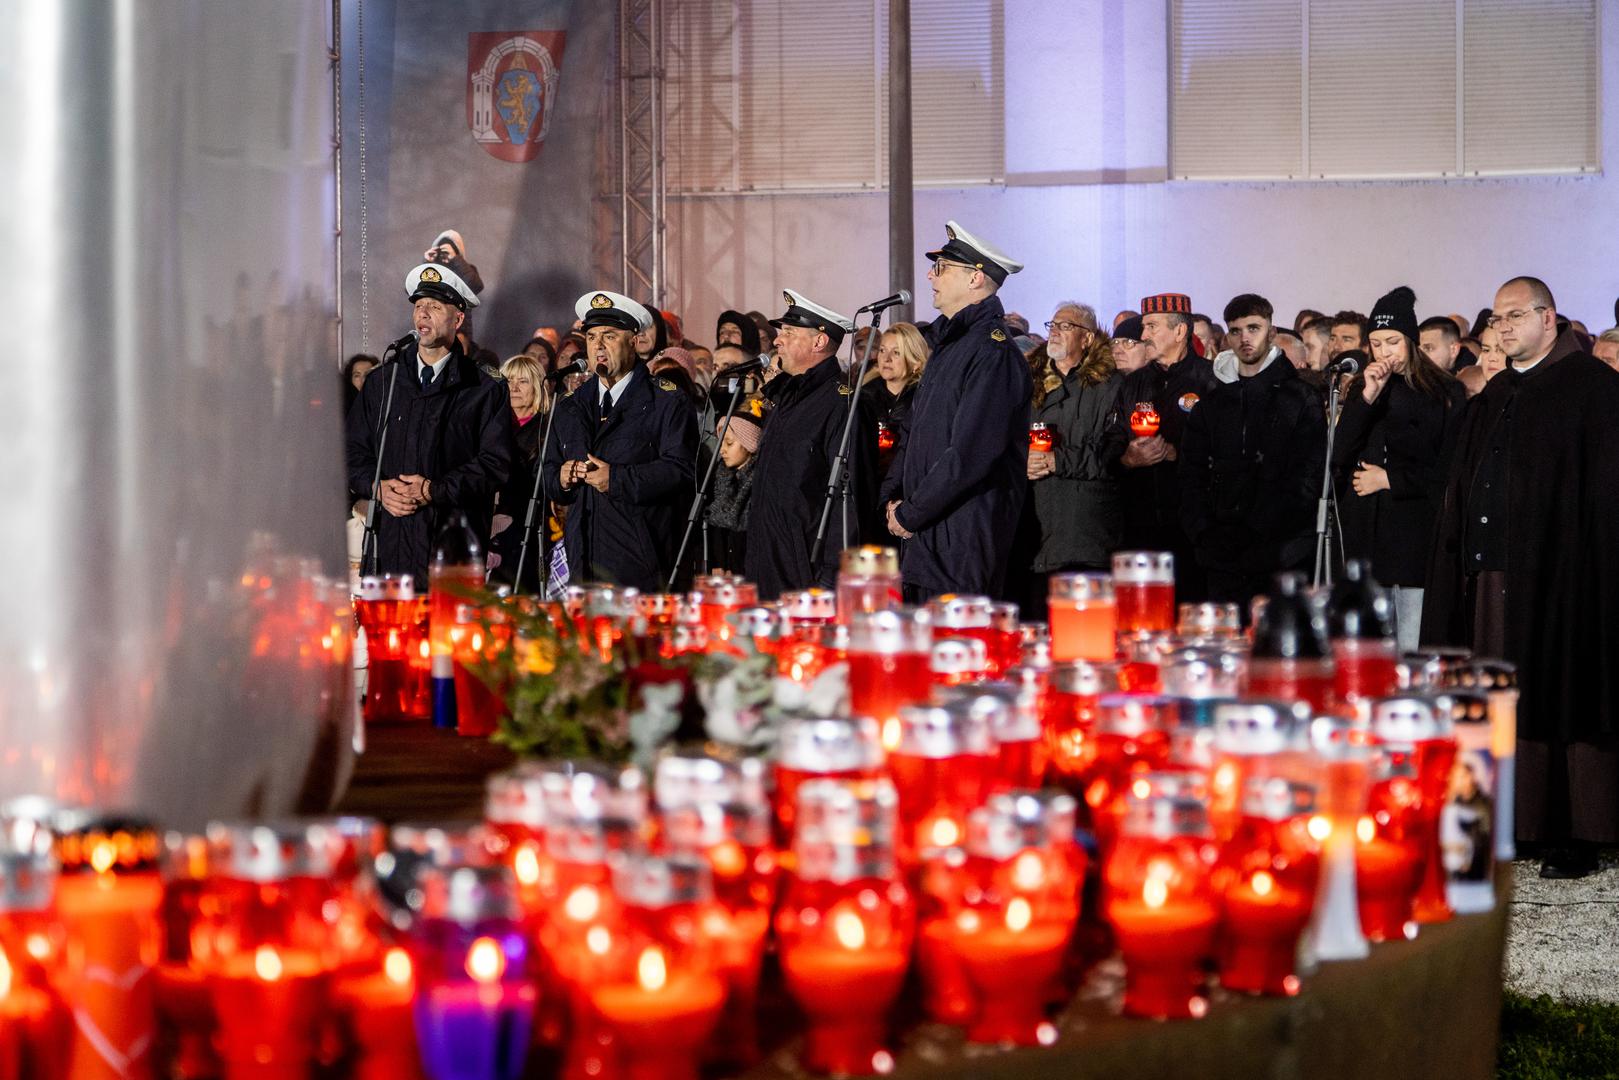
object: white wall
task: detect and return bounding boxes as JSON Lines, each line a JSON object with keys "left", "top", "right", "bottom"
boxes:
{"left": 667, "top": 0, "right": 1618, "bottom": 338}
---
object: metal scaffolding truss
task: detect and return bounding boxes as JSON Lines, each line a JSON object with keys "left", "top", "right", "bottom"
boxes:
{"left": 615, "top": 0, "right": 666, "bottom": 306}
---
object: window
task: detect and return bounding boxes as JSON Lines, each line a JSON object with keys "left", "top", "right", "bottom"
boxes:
{"left": 1170, "top": 0, "right": 1599, "bottom": 180}
{"left": 665, "top": 0, "right": 1005, "bottom": 194}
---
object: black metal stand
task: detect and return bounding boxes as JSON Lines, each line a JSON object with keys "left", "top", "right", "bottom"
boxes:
{"left": 668, "top": 377, "right": 747, "bottom": 592}
{"left": 809, "top": 310, "right": 887, "bottom": 570}
{"left": 359, "top": 340, "right": 408, "bottom": 577}
{"left": 1313, "top": 375, "right": 1347, "bottom": 588}
{"left": 511, "top": 395, "right": 563, "bottom": 595}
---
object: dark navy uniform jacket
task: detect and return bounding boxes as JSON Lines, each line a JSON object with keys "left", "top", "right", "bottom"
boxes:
{"left": 878, "top": 295, "right": 1032, "bottom": 596}
{"left": 543, "top": 364, "right": 697, "bottom": 591}
{"left": 744, "top": 354, "right": 879, "bottom": 600}
{"left": 345, "top": 342, "right": 514, "bottom": 584}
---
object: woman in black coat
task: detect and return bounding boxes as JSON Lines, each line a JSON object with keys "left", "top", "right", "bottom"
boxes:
{"left": 1332, "top": 287, "right": 1466, "bottom": 650}
{"left": 867, "top": 322, "right": 930, "bottom": 486}
{"left": 489, "top": 353, "right": 551, "bottom": 592}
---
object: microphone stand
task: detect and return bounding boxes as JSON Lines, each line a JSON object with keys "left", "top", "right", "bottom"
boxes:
{"left": 1312, "top": 369, "right": 1348, "bottom": 588}
{"left": 359, "top": 338, "right": 409, "bottom": 577}
{"left": 809, "top": 308, "right": 887, "bottom": 571}
{"left": 667, "top": 370, "right": 752, "bottom": 592}
{"left": 511, "top": 379, "right": 565, "bottom": 595}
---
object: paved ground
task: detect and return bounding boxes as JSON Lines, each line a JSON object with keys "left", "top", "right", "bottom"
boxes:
{"left": 1504, "top": 856, "right": 1619, "bottom": 1003}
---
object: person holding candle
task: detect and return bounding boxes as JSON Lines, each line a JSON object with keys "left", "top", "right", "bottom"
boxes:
{"left": 745, "top": 289, "right": 879, "bottom": 599}
{"left": 544, "top": 290, "right": 699, "bottom": 592}
{"left": 867, "top": 323, "right": 930, "bottom": 487}
{"left": 1177, "top": 293, "right": 1326, "bottom": 611}
{"left": 1330, "top": 286, "right": 1466, "bottom": 653}
{"left": 1103, "top": 292, "right": 1219, "bottom": 603}
{"left": 1017, "top": 303, "right": 1123, "bottom": 622}
{"left": 1423, "top": 275, "right": 1619, "bottom": 880}
{"left": 880, "top": 221, "right": 1032, "bottom": 603}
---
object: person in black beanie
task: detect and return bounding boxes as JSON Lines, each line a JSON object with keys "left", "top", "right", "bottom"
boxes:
{"left": 716, "top": 308, "right": 763, "bottom": 356}
{"left": 1332, "top": 286, "right": 1465, "bottom": 652}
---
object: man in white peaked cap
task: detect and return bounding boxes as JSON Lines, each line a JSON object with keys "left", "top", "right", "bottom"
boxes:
{"left": 878, "top": 221, "right": 1033, "bottom": 601}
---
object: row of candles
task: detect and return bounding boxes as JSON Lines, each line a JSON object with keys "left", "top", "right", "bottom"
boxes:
{"left": 0, "top": 549, "right": 1518, "bottom": 1079}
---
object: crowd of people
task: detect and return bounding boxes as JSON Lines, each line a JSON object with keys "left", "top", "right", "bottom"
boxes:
{"left": 343, "top": 221, "right": 1619, "bottom": 877}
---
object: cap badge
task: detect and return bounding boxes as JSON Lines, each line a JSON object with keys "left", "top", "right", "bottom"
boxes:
{"left": 420, "top": 266, "right": 442, "bottom": 283}
{"left": 782, "top": 290, "right": 794, "bottom": 306}
{"left": 590, "top": 293, "right": 613, "bottom": 309}
{"left": 945, "top": 225, "right": 958, "bottom": 240}
{"left": 990, "top": 328, "right": 1007, "bottom": 342}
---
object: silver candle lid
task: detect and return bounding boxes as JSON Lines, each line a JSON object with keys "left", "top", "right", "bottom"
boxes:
{"left": 1371, "top": 695, "right": 1450, "bottom": 744}
{"left": 1096, "top": 694, "right": 1172, "bottom": 738}
{"left": 1177, "top": 601, "right": 1242, "bottom": 638}
{"left": 610, "top": 851, "right": 714, "bottom": 908}
{"left": 654, "top": 751, "right": 768, "bottom": 813}
{"left": 1111, "top": 550, "right": 1174, "bottom": 584}
{"left": 848, "top": 606, "right": 932, "bottom": 654}
{"left": 792, "top": 777, "right": 900, "bottom": 883}
{"left": 0, "top": 850, "right": 56, "bottom": 912}
{"left": 777, "top": 716, "right": 884, "bottom": 773}
{"left": 693, "top": 574, "right": 758, "bottom": 609}
{"left": 1429, "top": 690, "right": 1490, "bottom": 728}
{"left": 966, "top": 790, "right": 1077, "bottom": 858}
{"left": 893, "top": 702, "right": 995, "bottom": 759}
{"left": 779, "top": 588, "right": 838, "bottom": 623}
{"left": 938, "top": 681, "right": 1040, "bottom": 743}
{"left": 485, "top": 767, "right": 548, "bottom": 830}
{"left": 1212, "top": 700, "right": 1312, "bottom": 755}
{"left": 205, "top": 820, "right": 352, "bottom": 882}
{"left": 989, "top": 602, "right": 1020, "bottom": 632}
{"left": 929, "top": 637, "right": 987, "bottom": 677}
{"left": 1121, "top": 791, "right": 1213, "bottom": 840}
{"left": 929, "top": 594, "right": 992, "bottom": 629}
{"left": 1240, "top": 776, "right": 1318, "bottom": 821}
{"left": 417, "top": 863, "right": 522, "bottom": 924}
{"left": 1160, "top": 648, "right": 1246, "bottom": 698}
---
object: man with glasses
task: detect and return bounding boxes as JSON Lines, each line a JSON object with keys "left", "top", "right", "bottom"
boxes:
{"left": 1424, "top": 276, "right": 1619, "bottom": 880}
{"left": 880, "top": 220, "right": 1032, "bottom": 601}
{"left": 1102, "top": 292, "right": 1220, "bottom": 601}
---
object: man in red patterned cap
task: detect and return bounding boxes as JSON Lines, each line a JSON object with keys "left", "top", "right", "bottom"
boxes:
{"left": 1103, "top": 292, "right": 1220, "bottom": 601}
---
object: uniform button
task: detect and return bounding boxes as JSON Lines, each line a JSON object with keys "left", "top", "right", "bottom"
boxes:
{"left": 1474, "top": 554, "right": 1483, "bottom": 562}
{"left": 1479, "top": 515, "right": 1488, "bottom": 524}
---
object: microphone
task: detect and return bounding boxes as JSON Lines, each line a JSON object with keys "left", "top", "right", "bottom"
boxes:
{"left": 856, "top": 289, "right": 912, "bottom": 314}
{"left": 1327, "top": 354, "right": 1361, "bottom": 376}
{"left": 382, "top": 330, "right": 417, "bottom": 354}
{"left": 546, "top": 356, "right": 588, "bottom": 382}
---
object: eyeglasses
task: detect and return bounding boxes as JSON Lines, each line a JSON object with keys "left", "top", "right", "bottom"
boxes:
{"left": 1486, "top": 306, "right": 1547, "bottom": 329}
{"left": 1044, "top": 320, "right": 1093, "bottom": 334}
{"left": 927, "top": 259, "right": 977, "bottom": 277}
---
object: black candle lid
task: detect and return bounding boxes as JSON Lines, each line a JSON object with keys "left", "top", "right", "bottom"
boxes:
{"left": 1251, "top": 572, "right": 1328, "bottom": 659}
{"left": 1328, "top": 559, "right": 1394, "bottom": 640}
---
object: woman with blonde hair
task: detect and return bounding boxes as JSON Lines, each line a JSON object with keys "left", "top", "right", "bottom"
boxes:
{"left": 869, "top": 322, "right": 930, "bottom": 480}
{"left": 489, "top": 353, "right": 550, "bottom": 590}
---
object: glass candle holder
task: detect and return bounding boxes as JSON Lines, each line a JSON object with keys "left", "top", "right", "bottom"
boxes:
{"left": 52, "top": 814, "right": 164, "bottom": 1080}
{"left": 581, "top": 585, "right": 641, "bottom": 665}
{"left": 1248, "top": 573, "right": 1334, "bottom": 712}
{"left": 1301, "top": 716, "right": 1373, "bottom": 962}
{"left": 1327, "top": 560, "right": 1396, "bottom": 705}
{"left": 198, "top": 822, "right": 350, "bottom": 1080}
{"left": 1208, "top": 700, "right": 1313, "bottom": 844}
{"left": 1112, "top": 552, "right": 1176, "bottom": 634}
{"left": 1028, "top": 421, "right": 1054, "bottom": 453}
{"left": 1043, "top": 660, "right": 1121, "bottom": 789}
{"left": 409, "top": 865, "right": 537, "bottom": 1080}
{"left": 1430, "top": 690, "right": 1496, "bottom": 915}
{"left": 429, "top": 553, "right": 485, "bottom": 730}
{"left": 484, "top": 767, "right": 550, "bottom": 915}
{"left": 947, "top": 792, "right": 1082, "bottom": 1045}
{"left": 1047, "top": 573, "right": 1116, "bottom": 663}
{"left": 848, "top": 607, "right": 934, "bottom": 734}
{"left": 1115, "top": 630, "right": 1179, "bottom": 694}
{"left": 690, "top": 574, "right": 756, "bottom": 653}
{"left": 779, "top": 588, "right": 838, "bottom": 629}
{"left": 373, "top": 823, "right": 499, "bottom": 933}
{"left": 564, "top": 855, "right": 727, "bottom": 1080}
{"left": 876, "top": 420, "right": 897, "bottom": 452}
{"left": 939, "top": 682, "right": 1045, "bottom": 793}
{"left": 985, "top": 602, "right": 1023, "bottom": 678}
{"left": 335, "top": 946, "right": 422, "bottom": 1080}
{"left": 1371, "top": 696, "right": 1455, "bottom": 926}
{"left": 1447, "top": 660, "right": 1517, "bottom": 863}
{"left": 155, "top": 832, "right": 217, "bottom": 1080}
{"left": 774, "top": 717, "right": 886, "bottom": 844}
{"left": 1128, "top": 401, "right": 1160, "bottom": 438}
{"left": 778, "top": 779, "right": 912, "bottom": 1077}
{"left": 1104, "top": 794, "right": 1220, "bottom": 1020}
{"left": 0, "top": 847, "right": 68, "bottom": 1080}
{"left": 1354, "top": 739, "right": 1425, "bottom": 943}
{"left": 888, "top": 703, "right": 996, "bottom": 860}
{"left": 1085, "top": 695, "right": 1175, "bottom": 851}
{"left": 356, "top": 574, "right": 431, "bottom": 724}
{"left": 1217, "top": 778, "right": 1321, "bottom": 996}
{"left": 929, "top": 595, "right": 996, "bottom": 666}
{"left": 836, "top": 547, "right": 902, "bottom": 625}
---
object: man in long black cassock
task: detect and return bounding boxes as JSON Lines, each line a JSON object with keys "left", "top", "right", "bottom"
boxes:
{"left": 744, "top": 289, "right": 875, "bottom": 599}
{"left": 346, "top": 262, "right": 513, "bottom": 584}
{"left": 1423, "top": 275, "right": 1619, "bottom": 879}
{"left": 879, "top": 220, "right": 1032, "bottom": 602}
{"left": 1102, "top": 292, "right": 1220, "bottom": 602}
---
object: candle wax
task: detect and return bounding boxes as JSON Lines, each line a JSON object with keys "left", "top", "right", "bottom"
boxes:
{"left": 53, "top": 873, "right": 162, "bottom": 1080}
{"left": 336, "top": 971, "right": 423, "bottom": 1080}
{"left": 949, "top": 922, "right": 1070, "bottom": 1045}
{"left": 1219, "top": 881, "right": 1314, "bottom": 995}
{"left": 848, "top": 650, "right": 933, "bottom": 723}
{"left": 1115, "top": 582, "right": 1176, "bottom": 634}
{"left": 453, "top": 660, "right": 507, "bottom": 738}
{"left": 588, "top": 972, "right": 725, "bottom": 1080}
{"left": 1355, "top": 835, "right": 1421, "bottom": 942}
{"left": 1048, "top": 601, "right": 1116, "bottom": 663}
{"left": 781, "top": 945, "right": 908, "bottom": 1077}
{"left": 211, "top": 950, "right": 328, "bottom": 1073}
{"left": 414, "top": 982, "right": 537, "bottom": 1080}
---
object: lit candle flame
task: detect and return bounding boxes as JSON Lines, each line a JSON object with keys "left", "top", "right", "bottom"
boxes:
{"left": 24, "top": 934, "right": 50, "bottom": 962}
{"left": 833, "top": 908, "right": 867, "bottom": 950}
{"left": 89, "top": 840, "right": 117, "bottom": 875}
{"left": 928, "top": 817, "right": 960, "bottom": 848}
{"left": 1356, "top": 816, "right": 1376, "bottom": 844}
{"left": 637, "top": 946, "right": 668, "bottom": 992}
{"left": 1005, "top": 897, "right": 1033, "bottom": 933}
{"left": 1213, "top": 762, "right": 1238, "bottom": 796}
{"left": 466, "top": 937, "right": 506, "bottom": 984}
{"left": 1250, "top": 871, "right": 1275, "bottom": 897}
{"left": 1130, "top": 777, "right": 1152, "bottom": 800}
{"left": 881, "top": 718, "right": 901, "bottom": 752}
{"left": 0, "top": 946, "right": 12, "bottom": 999}
{"left": 384, "top": 947, "right": 412, "bottom": 986}
{"left": 587, "top": 926, "right": 613, "bottom": 956}
{"left": 513, "top": 846, "right": 541, "bottom": 886}
{"left": 1307, "top": 815, "right": 1332, "bottom": 843}
{"left": 1012, "top": 851, "right": 1045, "bottom": 891}
{"left": 710, "top": 840, "right": 746, "bottom": 878}
{"left": 1142, "top": 857, "right": 1176, "bottom": 909}
{"left": 564, "top": 884, "right": 600, "bottom": 922}
{"left": 254, "top": 945, "right": 284, "bottom": 982}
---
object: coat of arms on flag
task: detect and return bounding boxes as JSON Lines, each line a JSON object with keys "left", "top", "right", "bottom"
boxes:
{"left": 467, "top": 31, "right": 568, "bottom": 163}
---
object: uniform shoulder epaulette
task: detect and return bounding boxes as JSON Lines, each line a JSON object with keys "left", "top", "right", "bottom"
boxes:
{"left": 657, "top": 377, "right": 677, "bottom": 392}
{"left": 838, "top": 383, "right": 854, "bottom": 395}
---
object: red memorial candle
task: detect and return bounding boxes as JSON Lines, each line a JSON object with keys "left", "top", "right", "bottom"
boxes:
{"left": 1371, "top": 696, "right": 1456, "bottom": 927}
{"left": 848, "top": 608, "right": 934, "bottom": 739}
{"left": 1217, "top": 778, "right": 1321, "bottom": 996}
{"left": 836, "top": 546, "right": 902, "bottom": 625}
{"left": 1112, "top": 551, "right": 1177, "bottom": 634}
{"left": 1047, "top": 573, "right": 1116, "bottom": 663}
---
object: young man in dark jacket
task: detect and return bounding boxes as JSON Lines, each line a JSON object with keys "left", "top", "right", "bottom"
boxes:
{"left": 1178, "top": 293, "right": 1326, "bottom": 609}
